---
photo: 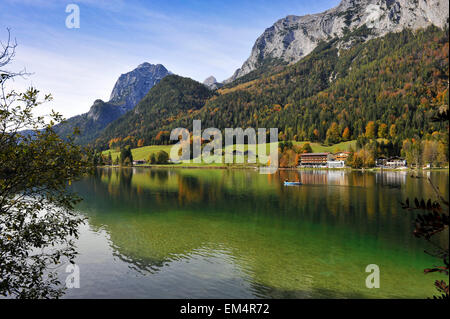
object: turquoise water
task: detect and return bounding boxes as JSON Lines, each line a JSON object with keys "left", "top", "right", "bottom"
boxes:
{"left": 64, "top": 168, "right": 448, "bottom": 298}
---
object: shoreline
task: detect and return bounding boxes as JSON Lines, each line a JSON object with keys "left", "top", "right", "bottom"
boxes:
{"left": 98, "top": 165, "right": 450, "bottom": 172}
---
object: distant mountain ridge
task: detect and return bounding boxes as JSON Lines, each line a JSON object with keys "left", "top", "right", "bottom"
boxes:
{"left": 225, "top": 0, "right": 449, "bottom": 82}
{"left": 55, "top": 62, "right": 170, "bottom": 144}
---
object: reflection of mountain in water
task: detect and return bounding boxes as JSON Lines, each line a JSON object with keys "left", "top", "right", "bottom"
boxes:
{"left": 70, "top": 168, "right": 448, "bottom": 298}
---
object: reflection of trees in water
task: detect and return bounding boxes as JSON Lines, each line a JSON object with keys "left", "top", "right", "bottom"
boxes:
{"left": 150, "top": 169, "right": 169, "bottom": 183}
{"left": 75, "top": 168, "right": 447, "bottom": 265}
{"left": 90, "top": 169, "right": 437, "bottom": 243}
{"left": 70, "top": 168, "right": 449, "bottom": 297}
{"left": 96, "top": 170, "right": 424, "bottom": 224}
{"left": 177, "top": 174, "right": 204, "bottom": 205}
{"left": 119, "top": 168, "right": 133, "bottom": 189}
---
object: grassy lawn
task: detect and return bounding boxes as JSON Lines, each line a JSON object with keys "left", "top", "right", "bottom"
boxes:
{"left": 293, "top": 140, "right": 357, "bottom": 153}
{"left": 102, "top": 140, "right": 359, "bottom": 164}
{"left": 102, "top": 145, "right": 173, "bottom": 161}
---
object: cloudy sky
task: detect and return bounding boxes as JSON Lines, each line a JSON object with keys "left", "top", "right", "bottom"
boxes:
{"left": 0, "top": 0, "right": 339, "bottom": 118}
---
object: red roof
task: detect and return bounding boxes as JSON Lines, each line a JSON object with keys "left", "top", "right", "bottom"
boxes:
{"left": 300, "top": 153, "right": 329, "bottom": 156}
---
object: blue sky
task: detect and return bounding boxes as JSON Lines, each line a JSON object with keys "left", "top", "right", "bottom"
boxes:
{"left": 0, "top": 0, "right": 340, "bottom": 117}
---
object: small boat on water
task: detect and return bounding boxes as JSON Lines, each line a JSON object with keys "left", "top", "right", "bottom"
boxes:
{"left": 284, "top": 181, "right": 302, "bottom": 186}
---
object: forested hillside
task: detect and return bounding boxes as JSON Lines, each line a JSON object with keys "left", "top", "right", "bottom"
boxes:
{"left": 95, "top": 26, "right": 449, "bottom": 152}
{"left": 95, "top": 75, "right": 214, "bottom": 149}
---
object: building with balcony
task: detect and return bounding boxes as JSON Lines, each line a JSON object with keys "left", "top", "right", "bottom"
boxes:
{"left": 299, "top": 153, "right": 330, "bottom": 167}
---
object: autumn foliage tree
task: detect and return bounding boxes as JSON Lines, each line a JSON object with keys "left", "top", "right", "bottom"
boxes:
{"left": 389, "top": 124, "right": 397, "bottom": 139}
{"left": 342, "top": 127, "right": 351, "bottom": 141}
{"left": 279, "top": 149, "right": 299, "bottom": 168}
{"left": 298, "top": 142, "right": 313, "bottom": 154}
{"left": 378, "top": 123, "right": 388, "bottom": 139}
{"left": 325, "top": 122, "right": 341, "bottom": 145}
{"left": 365, "top": 121, "right": 377, "bottom": 139}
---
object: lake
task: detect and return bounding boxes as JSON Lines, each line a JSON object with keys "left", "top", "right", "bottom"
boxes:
{"left": 63, "top": 168, "right": 448, "bottom": 298}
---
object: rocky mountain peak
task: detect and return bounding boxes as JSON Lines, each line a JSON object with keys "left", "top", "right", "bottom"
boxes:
{"left": 225, "top": 0, "right": 449, "bottom": 83}
{"left": 55, "top": 63, "right": 171, "bottom": 144}
{"left": 109, "top": 62, "right": 170, "bottom": 111}
{"left": 203, "top": 76, "right": 222, "bottom": 90}
{"left": 203, "top": 76, "right": 217, "bottom": 85}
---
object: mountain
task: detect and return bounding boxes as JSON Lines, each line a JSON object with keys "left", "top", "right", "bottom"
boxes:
{"left": 225, "top": 0, "right": 449, "bottom": 83}
{"left": 203, "top": 76, "right": 222, "bottom": 90}
{"left": 55, "top": 100, "right": 125, "bottom": 145}
{"left": 82, "top": 1, "right": 448, "bottom": 152}
{"left": 110, "top": 63, "right": 171, "bottom": 112}
{"left": 198, "top": 26, "right": 449, "bottom": 144}
{"left": 94, "top": 75, "right": 215, "bottom": 148}
{"left": 55, "top": 62, "right": 170, "bottom": 144}
{"left": 97, "top": 26, "right": 448, "bottom": 151}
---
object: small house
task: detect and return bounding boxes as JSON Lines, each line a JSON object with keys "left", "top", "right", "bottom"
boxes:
{"left": 334, "top": 152, "right": 351, "bottom": 162}
{"left": 385, "top": 157, "right": 407, "bottom": 168}
{"left": 327, "top": 160, "right": 345, "bottom": 168}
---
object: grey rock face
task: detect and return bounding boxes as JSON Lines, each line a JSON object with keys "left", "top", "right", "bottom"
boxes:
{"left": 225, "top": 0, "right": 449, "bottom": 83}
{"left": 86, "top": 99, "right": 123, "bottom": 125}
{"left": 55, "top": 62, "right": 170, "bottom": 144}
{"left": 110, "top": 62, "right": 170, "bottom": 112}
{"left": 203, "top": 76, "right": 222, "bottom": 90}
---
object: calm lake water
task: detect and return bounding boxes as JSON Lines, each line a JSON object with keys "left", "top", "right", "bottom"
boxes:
{"left": 63, "top": 168, "right": 448, "bottom": 299}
